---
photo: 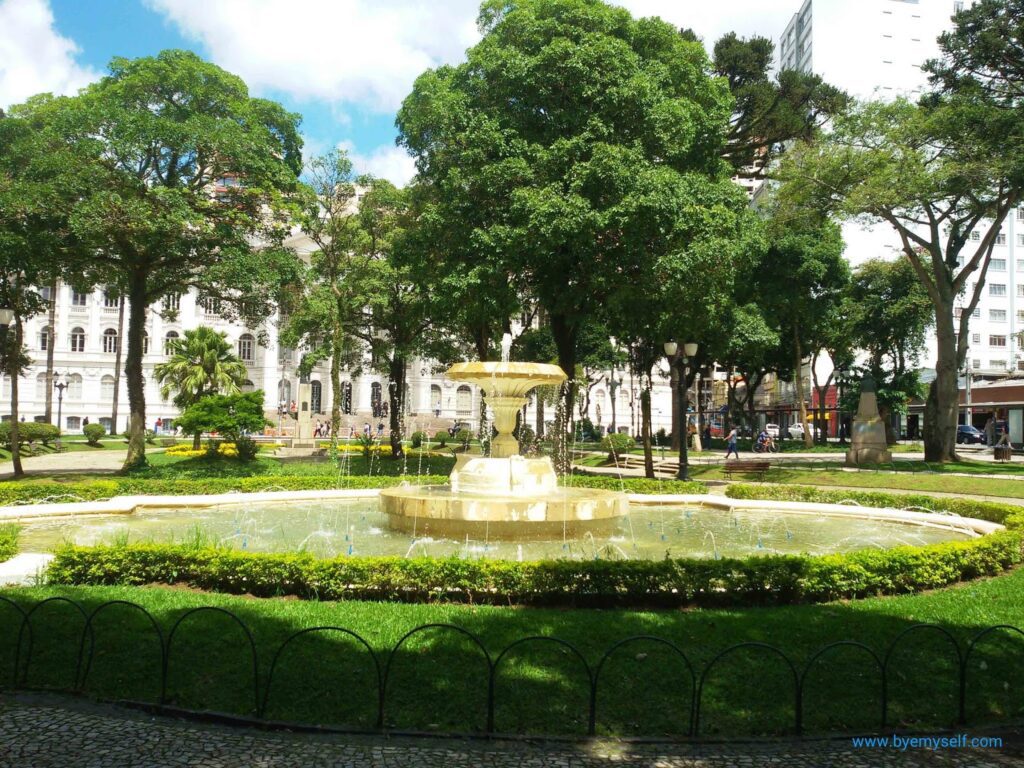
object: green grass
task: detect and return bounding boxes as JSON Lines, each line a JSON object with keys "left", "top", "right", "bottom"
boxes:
{"left": 133, "top": 451, "right": 458, "bottom": 479}
{"left": 0, "top": 439, "right": 126, "bottom": 461}
{"left": 4, "top": 570, "right": 1024, "bottom": 737}
{"left": 0, "top": 524, "right": 19, "bottom": 562}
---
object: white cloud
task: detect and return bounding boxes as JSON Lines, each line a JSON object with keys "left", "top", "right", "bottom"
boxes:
{"left": 0, "top": 0, "right": 99, "bottom": 108}
{"left": 338, "top": 139, "right": 416, "bottom": 187}
{"left": 146, "top": 1, "right": 796, "bottom": 113}
{"left": 145, "top": 0, "right": 481, "bottom": 111}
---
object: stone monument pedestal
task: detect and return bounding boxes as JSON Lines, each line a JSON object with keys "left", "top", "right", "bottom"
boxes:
{"left": 846, "top": 374, "right": 892, "bottom": 465}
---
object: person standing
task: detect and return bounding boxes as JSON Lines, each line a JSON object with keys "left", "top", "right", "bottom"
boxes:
{"left": 984, "top": 415, "right": 996, "bottom": 447}
{"left": 725, "top": 426, "right": 740, "bottom": 459}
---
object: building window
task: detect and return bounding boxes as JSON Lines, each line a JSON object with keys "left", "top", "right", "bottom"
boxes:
{"left": 991, "top": 259, "right": 1006, "bottom": 271}
{"left": 66, "top": 416, "right": 81, "bottom": 431}
{"left": 200, "top": 296, "right": 221, "bottom": 316}
{"left": 431, "top": 384, "right": 442, "bottom": 413}
{"left": 35, "top": 373, "right": 48, "bottom": 400}
{"left": 1018, "top": 206, "right": 1024, "bottom": 220}
{"left": 237, "top": 333, "right": 255, "bottom": 363}
{"left": 972, "top": 333, "right": 981, "bottom": 344}
{"left": 71, "top": 290, "right": 88, "bottom": 307}
{"left": 99, "top": 417, "right": 113, "bottom": 432}
{"left": 972, "top": 308, "right": 981, "bottom": 318}
{"left": 1017, "top": 259, "right": 1024, "bottom": 271}
{"left": 341, "top": 382, "right": 352, "bottom": 415}
{"left": 990, "top": 360, "right": 1007, "bottom": 370}
{"left": 240, "top": 379, "right": 255, "bottom": 394}
{"left": 1018, "top": 310, "right": 1024, "bottom": 323}
{"left": 38, "top": 325, "right": 51, "bottom": 351}
{"left": 1017, "top": 235, "right": 1024, "bottom": 247}
{"left": 990, "top": 283, "right": 1007, "bottom": 297}
{"left": 164, "top": 293, "right": 181, "bottom": 312}
{"left": 311, "top": 380, "right": 322, "bottom": 413}
{"left": 990, "top": 335, "right": 1007, "bottom": 347}
{"left": 100, "top": 375, "right": 115, "bottom": 401}
{"left": 1019, "top": 360, "right": 1024, "bottom": 372}
{"left": 996, "top": 232, "right": 1007, "bottom": 245}
{"left": 277, "top": 379, "right": 292, "bottom": 406}
{"left": 1019, "top": 285, "right": 1024, "bottom": 297}
{"left": 456, "top": 385, "right": 472, "bottom": 415}
{"left": 954, "top": 307, "right": 963, "bottom": 319}
{"left": 971, "top": 231, "right": 980, "bottom": 241}
{"left": 67, "top": 373, "right": 82, "bottom": 399}
{"left": 973, "top": 359, "right": 981, "bottom": 370}
{"left": 990, "top": 309, "right": 1007, "bottom": 322}
{"left": 103, "top": 290, "right": 120, "bottom": 309}
{"left": 164, "top": 331, "right": 180, "bottom": 355}
{"left": 70, "top": 327, "right": 86, "bottom": 353}
{"left": 370, "top": 382, "right": 383, "bottom": 414}
{"left": 142, "top": 331, "right": 149, "bottom": 355}
{"left": 102, "top": 328, "right": 118, "bottom": 354}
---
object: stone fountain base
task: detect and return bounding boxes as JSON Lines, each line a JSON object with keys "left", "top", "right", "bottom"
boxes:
{"left": 380, "top": 454, "right": 628, "bottom": 539}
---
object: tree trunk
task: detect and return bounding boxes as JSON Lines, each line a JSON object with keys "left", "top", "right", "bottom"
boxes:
{"left": 923, "top": 310, "right": 960, "bottom": 462}
{"left": 550, "top": 313, "right": 577, "bottom": 475}
{"left": 330, "top": 316, "right": 342, "bottom": 449}
{"left": 793, "top": 330, "right": 813, "bottom": 449}
{"left": 9, "top": 314, "right": 24, "bottom": 477}
{"left": 44, "top": 278, "right": 57, "bottom": 424}
{"left": 111, "top": 296, "right": 125, "bottom": 434}
{"left": 878, "top": 404, "right": 897, "bottom": 445}
{"left": 640, "top": 373, "right": 654, "bottom": 479}
{"left": 122, "top": 270, "right": 149, "bottom": 469}
{"left": 535, "top": 393, "right": 544, "bottom": 439}
{"left": 388, "top": 356, "right": 406, "bottom": 458}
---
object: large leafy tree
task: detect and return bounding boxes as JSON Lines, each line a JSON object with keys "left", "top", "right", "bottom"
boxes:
{"left": 153, "top": 326, "right": 249, "bottom": 448}
{"left": 398, "top": 0, "right": 734, "bottom": 470}
{"left": 778, "top": 97, "right": 1019, "bottom": 460}
{"left": 34, "top": 49, "right": 303, "bottom": 468}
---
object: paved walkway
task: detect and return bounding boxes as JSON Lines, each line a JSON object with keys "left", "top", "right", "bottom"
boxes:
{"left": 1, "top": 693, "right": 1021, "bottom": 768}
{"left": 0, "top": 448, "right": 128, "bottom": 479}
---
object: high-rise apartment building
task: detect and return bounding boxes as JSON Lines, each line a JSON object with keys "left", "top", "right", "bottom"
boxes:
{"left": 778, "top": 0, "right": 1021, "bottom": 380}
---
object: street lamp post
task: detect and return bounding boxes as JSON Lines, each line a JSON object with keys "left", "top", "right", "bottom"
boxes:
{"left": 664, "top": 340, "right": 698, "bottom": 482}
{"left": 0, "top": 307, "right": 12, "bottom": 335}
{"left": 608, "top": 337, "right": 619, "bottom": 436}
{"left": 53, "top": 372, "right": 67, "bottom": 451}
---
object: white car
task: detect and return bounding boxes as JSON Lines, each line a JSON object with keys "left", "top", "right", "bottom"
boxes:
{"left": 764, "top": 423, "right": 780, "bottom": 438}
{"left": 788, "top": 423, "right": 821, "bottom": 439}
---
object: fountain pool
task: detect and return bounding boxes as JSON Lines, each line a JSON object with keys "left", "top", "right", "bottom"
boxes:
{"left": 14, "top": 496, "right": 979, "bottom": 561}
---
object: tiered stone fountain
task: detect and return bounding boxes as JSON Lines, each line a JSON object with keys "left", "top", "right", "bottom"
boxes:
{"left": 379, "top": 341, "right": 629, "bottom": 539}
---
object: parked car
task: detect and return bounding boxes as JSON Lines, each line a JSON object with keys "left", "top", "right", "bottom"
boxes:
{"left": 764, "top": 423, "right": 780, "bottom": 439}
{"left": 956, "top": 424, "right": 985, "bottom": 444}
{"left": 787, "top": 423, "right": 822, "bottom": 440}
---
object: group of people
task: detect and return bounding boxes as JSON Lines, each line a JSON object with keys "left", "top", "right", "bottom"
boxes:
{"left": 983, "top": 415, "right": 1013, "bottom": 448}
{"left": 371, "top": 401, "right": 389, "bottom": 419}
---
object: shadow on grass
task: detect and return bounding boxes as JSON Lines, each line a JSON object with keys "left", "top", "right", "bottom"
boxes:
{"left": 2, "top": 581, "right": 1024, "bottom": 739}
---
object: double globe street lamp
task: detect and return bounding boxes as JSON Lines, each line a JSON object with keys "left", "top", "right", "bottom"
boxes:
{"left": 664, "top": 340, "right": 698, "bottom": 482}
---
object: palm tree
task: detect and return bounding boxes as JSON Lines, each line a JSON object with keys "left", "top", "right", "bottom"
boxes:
{"left": 154, "top": 326, "right": 249, "bottom": 448}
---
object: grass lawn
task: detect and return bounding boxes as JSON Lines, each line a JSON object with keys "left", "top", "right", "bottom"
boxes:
{"left": 135, "top": 451, "right": 458, "bottom": 479}
{"left": 3, "top": 570, "right": 1024, "bottom": 737}
{"left": 0, "top": 439, "right": 126, "bottom": 462}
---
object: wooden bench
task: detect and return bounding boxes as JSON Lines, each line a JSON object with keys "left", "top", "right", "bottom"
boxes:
{"left": 723, "top": 460, "right": 771, "bottom": 480}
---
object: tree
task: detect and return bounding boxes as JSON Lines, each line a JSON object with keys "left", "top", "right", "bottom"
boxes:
{"left": 398, "top": 0, "right": 735, "bottom": 471}
{"left": 175, "top": 392, "right": 269, "bottom": 460}
{"left": 778, "top": 96, "right": 1019, "bottom": 460}
{"left": 843, "top": 258, "right": 932, "bottom": 444}
{"left": 153, "top": 326, "right": 249, "bottom": 448}
{"left": 36, "top": 50, "right": 302, "bottom": 468}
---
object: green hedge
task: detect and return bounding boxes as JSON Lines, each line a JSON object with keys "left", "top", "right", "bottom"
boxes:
{"left": 0, "top": 474, "right": 705, "bottom": 507}
{"left": 726, "top": 484, "right": 1024, "bottom": 527}
{"left": 0, "top": 524, "right": 19, "bottom": 562}
{"left": 0, "top": 422, "right": 60, "bottom": 448}
{"left": 47, "top": 531, "right": 1021, "bottom": 608}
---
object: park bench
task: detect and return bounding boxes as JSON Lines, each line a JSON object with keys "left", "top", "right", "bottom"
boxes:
{"left": 723, "top": 459, "right": 771, "bottom": 480}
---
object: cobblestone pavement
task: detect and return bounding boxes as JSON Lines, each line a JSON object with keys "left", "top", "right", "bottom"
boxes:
{"left": 1, "top": 694, "right": 1022, "bottom": 768}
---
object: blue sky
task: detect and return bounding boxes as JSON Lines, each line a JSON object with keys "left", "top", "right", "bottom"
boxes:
{"left": 0, "top": 0, "right": 793, "bottom": 185}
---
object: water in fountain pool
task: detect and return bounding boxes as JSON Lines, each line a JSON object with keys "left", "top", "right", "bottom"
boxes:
{"left": 18, "top": 499, "right": 973, "bottom": 561}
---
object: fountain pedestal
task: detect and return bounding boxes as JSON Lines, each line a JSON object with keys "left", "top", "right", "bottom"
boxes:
{"left": 846, "top": 374, "right": 892, "bottom": 465}
{"left": 379, "top": 359, "right": 629, "bottom": 539}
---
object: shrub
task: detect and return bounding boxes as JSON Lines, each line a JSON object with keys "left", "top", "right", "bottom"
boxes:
{"left": 433, "top": 431, "right": 449, "bottom": 447}
{"left": 411, "top": 430, "right": 428, "bottom": 449}
{"left": 575, "top": 417, "right": 600, "bottom": 442}
{"left": 455, "top": 429, "right": 472, "bottom": 449}
{"left": 83, "top": 423, "right": 106, "bottom": 446}
{"left": 654, "top": 427, "right": 668, "bottom": 447}
{"left": 0, "top": 524, "right": 19, "bottom": 562}
{"left": 47, "top": 530, "right": 1021, "bottom": 608}
{"left": 600, "top": 432, "right": 636, "bottom": 460}
{"left": 0, "top": 422, "right": 60, "bottom": 448}
{"left": 234, "top": 435, "right": 260, "bottom": 461}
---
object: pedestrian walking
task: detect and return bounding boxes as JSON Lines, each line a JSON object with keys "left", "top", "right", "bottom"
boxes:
{"left": 725, "top": 427, "right": 740, "bottom": 459}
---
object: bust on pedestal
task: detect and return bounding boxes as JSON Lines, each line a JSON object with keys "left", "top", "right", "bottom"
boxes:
{"left": 846, "top": 373, "right": 892, "bottom": 465}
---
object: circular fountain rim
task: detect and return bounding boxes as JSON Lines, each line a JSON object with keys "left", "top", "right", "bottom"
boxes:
{"left": 0, "top": 489, "right": 1003, "bottom": 538}
{"left": 446, "top": 360, "right": 567, "bottom": 384}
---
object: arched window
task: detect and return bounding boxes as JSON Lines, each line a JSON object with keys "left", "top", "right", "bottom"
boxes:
{"left": 38, "top": 325, "right": 51, "bottom": 352}
{"left": 238, "top": 333, "right": 255, "bottom": 363}
{"left": 100, "top": 375, "right": 116, "bottom": 401}
{"left": 102, "top": 328, "right": 118, "bottom": 354}
{"left": 594, "top": 389, "right": 606, "bottom": 424}
{"left": 163, "top": 330, "right": 180, "bottom": 355}
{"left": 370, "top": 382, "right": 383, "bottom": 414}
{"left": 142, "top": 331, "right": 149, "bottom": 355}
{"left": 430, "top": 384, "right": 442, "bottom": 413}
{"left": 67, "top": 373, "right": 83, "bottom": 400}
{"left": 456, "top": 385, "right": 472, "bottom": 415}
{"left": 310, "top": 380, "right": 322, "bottom": 413}
{"left": 240, "top": 379, "right": 255, "bottom": 393}
{"left": 35, "top": 373, "right": 48, "bottom": 400}
{"left": 70, "top": 327, "right": 85, "bottom": 353}
{"left": 277, "top": 379, "right": 291, "bottom": 406}
{"left": 341, "top": 382, "right": 352, "bottom": 415}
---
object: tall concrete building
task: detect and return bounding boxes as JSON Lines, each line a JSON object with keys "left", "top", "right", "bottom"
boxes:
{"left": 778, "top": 1, "right": 1023, "bottom": 387}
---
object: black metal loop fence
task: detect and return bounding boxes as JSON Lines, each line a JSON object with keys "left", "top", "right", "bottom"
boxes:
{"left": 1, "top": 596, "right": 1022, "bottom": 739}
